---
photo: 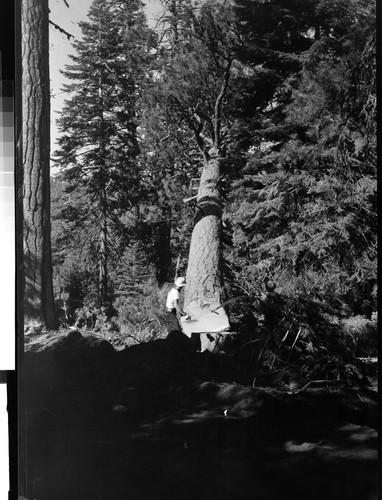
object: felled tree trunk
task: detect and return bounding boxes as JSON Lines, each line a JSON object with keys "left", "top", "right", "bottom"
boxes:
{"left": 22, "top": 0, "right": 57, "bottom": 329}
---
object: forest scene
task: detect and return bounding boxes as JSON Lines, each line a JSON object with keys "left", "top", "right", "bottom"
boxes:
{"left": 19, "top": 0, "right": 377, "bottom": 499}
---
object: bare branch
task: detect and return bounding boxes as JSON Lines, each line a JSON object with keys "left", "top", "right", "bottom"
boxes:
{"left": 49, "top": 20, "right": 73, "bottom": 40}
{"left": 214, "top": 59, "right": 232, "bottom": 149}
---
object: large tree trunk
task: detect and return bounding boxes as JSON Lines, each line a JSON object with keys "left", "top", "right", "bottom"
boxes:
{"left": 184, "top": 150, "right": 227, "bottom": 352}
{"left": 22, "top": 0, "right": 57, "bottom": 329}
{"left": 184, "top": 149, "right": 223, "bottom": 308}
{"left": 15, "top": 1, "right": 27, "bottom": 495}
{"left": 184, "top": 58, "right": 231, "bottom": 309}
{"left": 184, "top": 54, "right": 232, "bottom": 351}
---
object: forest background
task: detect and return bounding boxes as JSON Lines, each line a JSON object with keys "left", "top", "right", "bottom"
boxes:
{"left": 46, "top": 0, "right": 376, "bottom": 385}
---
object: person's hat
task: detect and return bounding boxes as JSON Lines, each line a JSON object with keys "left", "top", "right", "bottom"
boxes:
{"left": 175, "top": 277, "right": 186, "bottom": 287}
{"left": 265, "top": 280, "right": 276, "bottom": 292}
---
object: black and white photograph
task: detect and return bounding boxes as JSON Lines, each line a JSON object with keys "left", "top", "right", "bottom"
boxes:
{"left": 7, "top": 0, "right": 379, "bottom": 498}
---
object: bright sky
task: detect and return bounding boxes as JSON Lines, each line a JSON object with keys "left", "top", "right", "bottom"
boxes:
{"left": 49, "top": 0, "right": 163, "bottom": 157}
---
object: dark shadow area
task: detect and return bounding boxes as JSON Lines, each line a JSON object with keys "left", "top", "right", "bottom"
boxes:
{"left": 23, "top": 331, "right": 378, "bottom": 500}
{"left": 193, "top": 195, "right": 223, "bottom": 226}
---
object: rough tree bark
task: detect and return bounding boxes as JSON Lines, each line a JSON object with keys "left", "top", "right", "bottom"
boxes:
{"left": 184, "top": 59, "right": 232, "bottom": 351}
{"left": 184, "top": 55, "right": 231, "bottom": 306}
{"left": 22, "top": 0, "right": 57, "bottom": 329}
{"left": 184, "top": 149, "right": 223, "bottom": 308}
{"left": 184, "top": 149, "right": 226, "bottom": 352}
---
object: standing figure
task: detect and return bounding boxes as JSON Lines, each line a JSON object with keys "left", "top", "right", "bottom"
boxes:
{"left": 165, "top": 277, "right": 190, "bottom": 335}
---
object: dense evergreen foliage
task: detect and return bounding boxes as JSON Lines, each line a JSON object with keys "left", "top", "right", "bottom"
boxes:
{"left": 52, "top": 0, "right": 376, "bottom": 381}
{"left": 227, "top": 0, "right": 376, "bottom": 305}
{"left": 54, "top": 0, "right": 156, "bottom": 307}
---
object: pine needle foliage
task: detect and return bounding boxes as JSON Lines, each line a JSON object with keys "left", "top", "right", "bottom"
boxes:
{"left": 54, "top": 0, "right": 157, "bottom": 305}
{"left": 50, "top": 0, "right": 376, "bottom": 373}
{"left": 228, "top": 0, "right": 376, "bottom": 318}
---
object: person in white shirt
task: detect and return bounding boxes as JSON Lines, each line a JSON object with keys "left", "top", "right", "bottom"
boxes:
{"left": 165, "top": 277, "right": 189, "bottom": 335}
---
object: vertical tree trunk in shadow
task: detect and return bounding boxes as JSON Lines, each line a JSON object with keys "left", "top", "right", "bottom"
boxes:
{"left": 22, "top": 0, "right": 57, "bottom": 329}
{"left": 15, "top": 0, "right": 26, "bottom": 495}
{"left": 156, "top": 219, "right": 172, "bottom": 286}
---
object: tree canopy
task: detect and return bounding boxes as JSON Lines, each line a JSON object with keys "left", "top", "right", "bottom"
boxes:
{"left": 52, "top": 0, "right": 376, "bottom": 372}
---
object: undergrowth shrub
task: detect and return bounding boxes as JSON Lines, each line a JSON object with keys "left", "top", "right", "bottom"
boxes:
{"left": 227, "top": 273, "right": 377, "bottom": 387}
{"left": 341, "top": 314, "right": 377, "bottom": 356}
{"left": 111, "top": 279, "right": 169, "bottom": 348}
{"left": 70, "top": 281, "right": 170, "bottom": 350}
{"left": 73, "top": 305, "right": 117, "bottom": 336}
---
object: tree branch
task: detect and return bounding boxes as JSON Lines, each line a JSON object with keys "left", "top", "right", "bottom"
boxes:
{"left": 49, "top": 20, "right": 73, "bottom": 40}
{"left": 214, "top": 59, "right": 232, "bottom": 150}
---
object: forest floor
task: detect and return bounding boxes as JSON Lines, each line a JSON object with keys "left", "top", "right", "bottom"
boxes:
{"left": 22, "top": 329, "right": 378, "bottom": 500}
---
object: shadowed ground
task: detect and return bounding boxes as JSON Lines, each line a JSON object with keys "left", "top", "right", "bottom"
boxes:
{"left": 23, "top": 331, "right": 378, "bottom": 500}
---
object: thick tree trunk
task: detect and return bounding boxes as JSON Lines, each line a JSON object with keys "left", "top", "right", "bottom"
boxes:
{"left": 184, "top": 149, "right": 223, "bottom": 308}
{"left": 22, "top": 0, "right": 57, "bottom": 329}
{"left": 183, "top": 57, "right": 232, "bottom": 351}
{"left": 184, "top": 150, "right": 226, "bottom": 352}
{"left": 184, "top": 59, "right": 231, "bottom": 313}
{"left": 15, "top": 1, "right": 27, "bottom": 495}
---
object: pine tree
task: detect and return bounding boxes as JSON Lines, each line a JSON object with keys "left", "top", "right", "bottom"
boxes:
{"left": 54, "top": 0, "right": 156, "bottom": 306}
{"left": 22, "top": 0, "right": 57, "bottom": 329}
{"left": 228, "top": 0, "right": 376, "bottom": 315}
{"left": 153, "top": 0, "right": 242, "bottom": 311}
{"left": 137, "top": 95, "right": 201, "bottom": 284}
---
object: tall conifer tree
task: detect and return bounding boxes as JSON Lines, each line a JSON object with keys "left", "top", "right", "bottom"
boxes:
{"left": 154, "top": 1, "right": 240, "bottom": 309}
{"left": 22, "top": 0, "right": 57, "bottom": 328}
{"left": 55, "top": 0, "right": 156, "bottom": 306}
{"left": 229, "top": 0, "right": 376, "bottom": 314}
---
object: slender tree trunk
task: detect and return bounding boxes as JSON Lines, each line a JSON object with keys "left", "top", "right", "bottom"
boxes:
{"left": 156, "top": 218, "right": 172, "bottom": 286}
{"left": 22, "top": 0, "right": 57, "bottom": 328}
{"left": 99, "top": 186, "right": 108, "bottom": 305}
